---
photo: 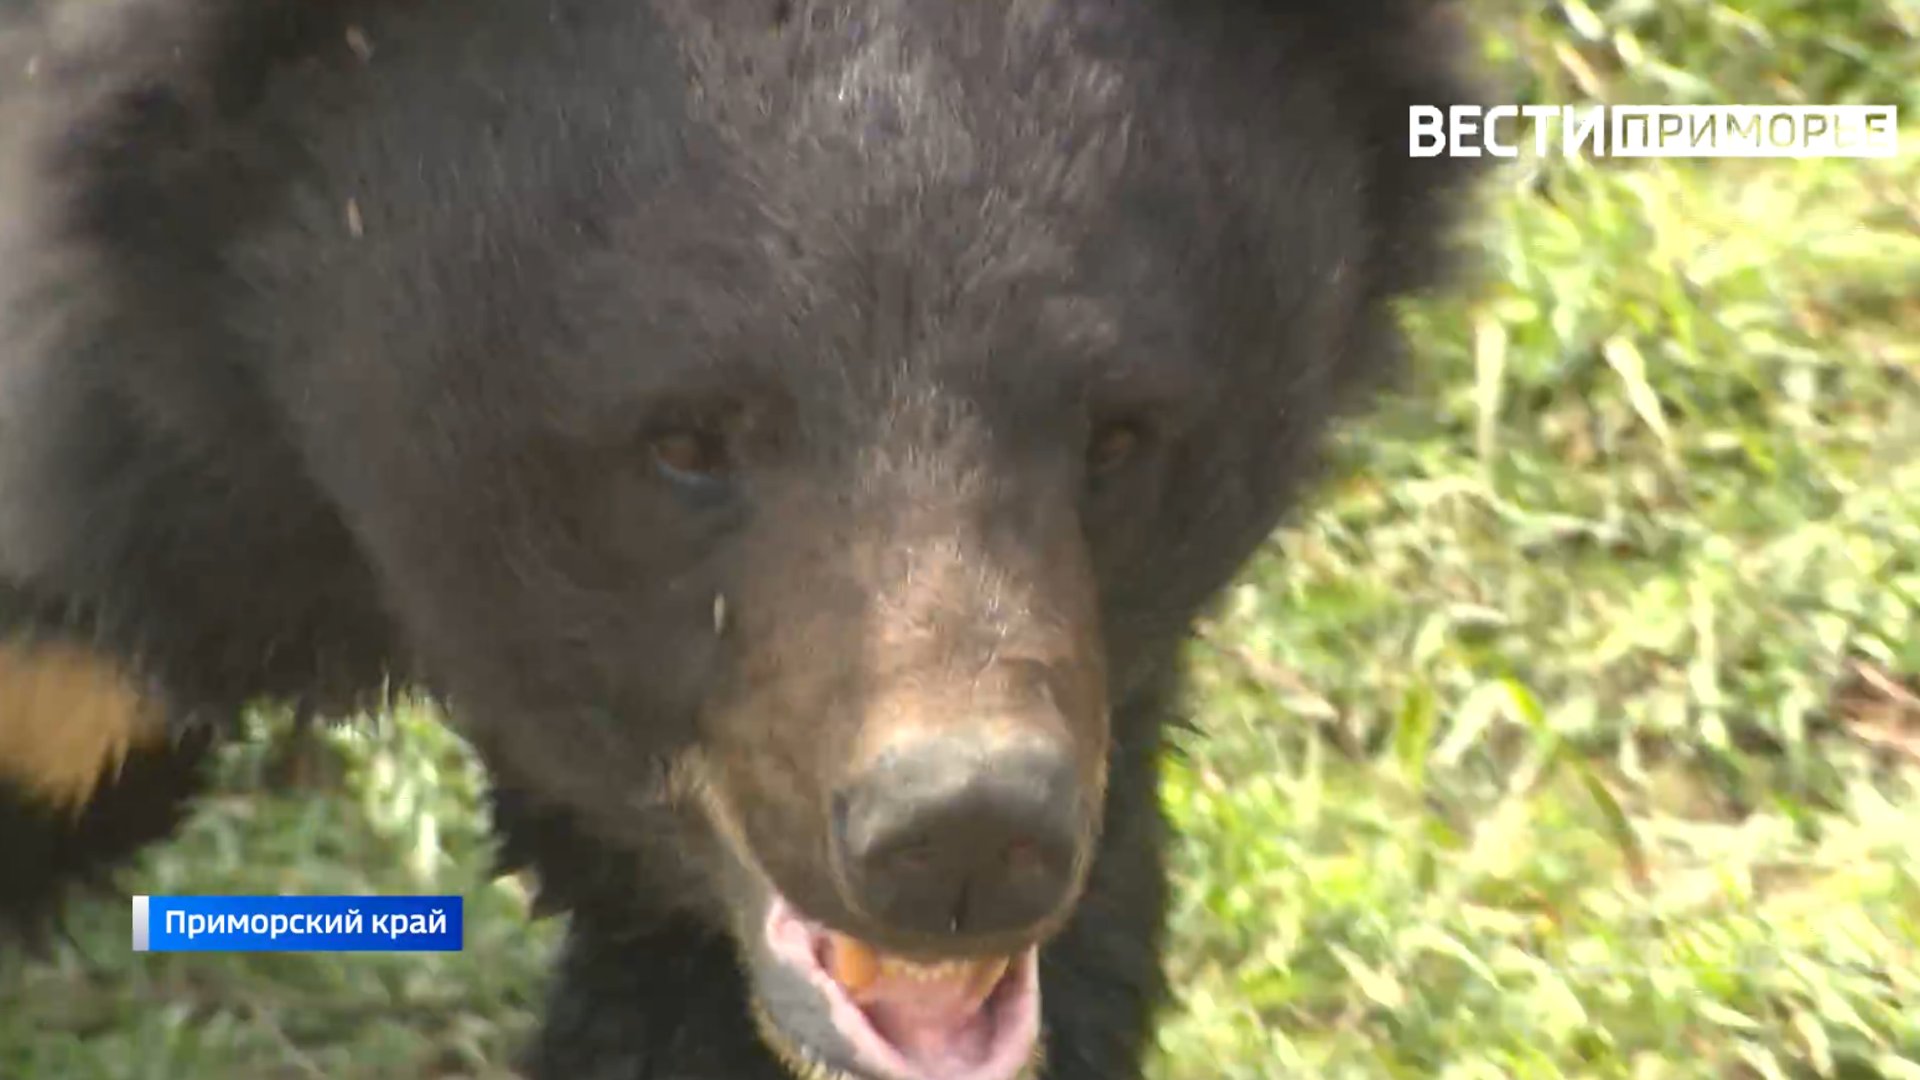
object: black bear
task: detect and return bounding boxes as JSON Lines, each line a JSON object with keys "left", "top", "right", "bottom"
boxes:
{"left": 0, "top": 1, "right": 1484, "bottom": 1077}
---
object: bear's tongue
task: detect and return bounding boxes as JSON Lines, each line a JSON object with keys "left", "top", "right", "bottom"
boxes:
{"left": 823, "top": 932, "right": 1012, "bottom": 1074}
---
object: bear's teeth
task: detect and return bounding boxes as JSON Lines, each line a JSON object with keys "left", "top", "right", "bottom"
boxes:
{"left": 881, "top": 956, "right": 970, "bottom": 982}
{"left": 824, "top": 932, "right": 1012, "bottom": 996}
{"left": 961, "top": 955, "right": 1013, "bottom": 995}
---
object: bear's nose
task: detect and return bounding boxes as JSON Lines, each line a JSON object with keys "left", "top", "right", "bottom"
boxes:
{"left": 831, "top": 732, "right": 1085, "bottom": 940}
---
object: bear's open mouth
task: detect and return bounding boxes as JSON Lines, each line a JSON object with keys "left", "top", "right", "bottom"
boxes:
{"left": 765, "top": 895, "right": 1042, "bottom": 1080}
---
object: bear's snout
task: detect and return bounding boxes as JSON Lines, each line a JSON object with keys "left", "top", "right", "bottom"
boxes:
{"left": 830, "top": 730, "right": 1086, "bottom": 942}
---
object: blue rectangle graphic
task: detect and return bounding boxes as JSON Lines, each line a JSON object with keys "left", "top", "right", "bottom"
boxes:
{"left": 132, "top": 895, "right": 463, "bottom": 952}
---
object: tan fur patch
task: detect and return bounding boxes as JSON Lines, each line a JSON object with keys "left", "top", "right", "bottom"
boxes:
{"left": 0, "top": 639, "right": 164, "bottom": 810}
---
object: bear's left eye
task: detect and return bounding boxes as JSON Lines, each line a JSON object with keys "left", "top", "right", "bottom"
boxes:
{"left": 650, "top": 429, "right": 733, "bottom": 486}
{"left": 1086, "top": 419, "right": 1146, "bottom": 477}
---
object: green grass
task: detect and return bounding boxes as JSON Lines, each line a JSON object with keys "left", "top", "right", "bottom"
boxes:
{"left": 4, "top": 1, "right": 1918, "bottom": 1077}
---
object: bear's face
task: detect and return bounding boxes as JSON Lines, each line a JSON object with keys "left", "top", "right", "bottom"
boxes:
{"left": 328, "top": 242, "right": 1230, "bottom": 1080}
{"left": 242, "top": 2, "right": 1411, "bottom": 1079}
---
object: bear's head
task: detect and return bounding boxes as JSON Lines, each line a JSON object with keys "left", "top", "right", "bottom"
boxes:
{"left": 156, "top": 2, "right": 1486, "bottom": 1079}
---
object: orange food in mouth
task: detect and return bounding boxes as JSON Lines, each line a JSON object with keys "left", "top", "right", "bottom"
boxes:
{"left": 765, "top": 896, "right": 1042, "bottom": 1080}
{"left": 824, "top": 932, "right": 1014, "bottom": 1008}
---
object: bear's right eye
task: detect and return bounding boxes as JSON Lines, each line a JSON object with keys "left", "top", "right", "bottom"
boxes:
{"left": 650, "top": 429, "right": 733, "bottom": 487}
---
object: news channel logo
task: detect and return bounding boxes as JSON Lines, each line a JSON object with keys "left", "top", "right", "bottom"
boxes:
{"left": 130, "top": 894, "right": 463, "bottom": 953}
{"left": 1410, "top": 104, "right": 1900, "bottom": 159}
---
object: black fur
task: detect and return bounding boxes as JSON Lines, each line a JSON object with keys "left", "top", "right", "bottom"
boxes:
{"left": 0, "top": 738, "right": 213, "bottom": 949}
{"left": 0, "top": 1, "right": 1485, "bottom": 1076}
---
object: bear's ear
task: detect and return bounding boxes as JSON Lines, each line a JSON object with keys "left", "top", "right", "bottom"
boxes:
{"left": 0, "top": 637, "right": 167, "bottom": 812}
